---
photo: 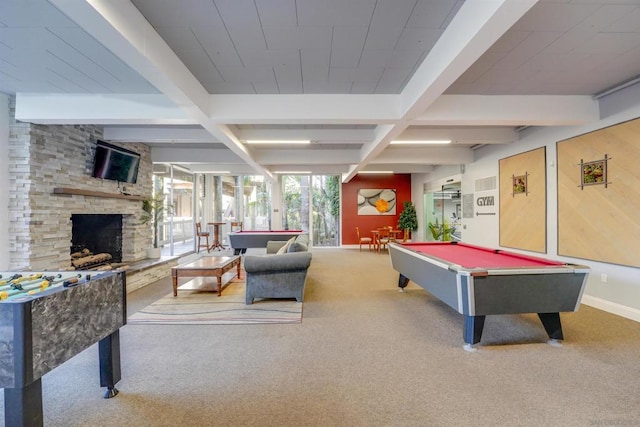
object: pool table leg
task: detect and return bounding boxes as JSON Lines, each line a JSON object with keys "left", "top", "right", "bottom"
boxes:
{"left": 538, "top": 312, "right": 564, "bottom": 341}
{"left": 463, "top": 315, "right": 486, "bottom": 346}
{"left": 398, "top": 274, "right": 410, "bottom": 291}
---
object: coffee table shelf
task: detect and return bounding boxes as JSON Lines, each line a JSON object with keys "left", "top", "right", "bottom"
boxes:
{"left": 177, "top": 273, "right": 237, "bottom": 293}
{"left": 172, "top": 256, "right": 241, "bottom": 297}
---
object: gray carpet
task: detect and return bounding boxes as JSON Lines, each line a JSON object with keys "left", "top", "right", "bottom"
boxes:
{"left": 128, "top": 278, "right": 302, "bottom": 325}
{"left": 2, "top": 248, "right": 640, "bottom": 426}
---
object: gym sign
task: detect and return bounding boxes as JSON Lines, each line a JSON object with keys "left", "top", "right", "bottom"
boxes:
{"left": 476, "top": 196, "right": 495, "bottom": 206}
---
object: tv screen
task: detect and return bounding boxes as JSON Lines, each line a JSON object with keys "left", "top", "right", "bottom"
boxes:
{"left": 92, "top": 140, "right": 141, "bottom": 184}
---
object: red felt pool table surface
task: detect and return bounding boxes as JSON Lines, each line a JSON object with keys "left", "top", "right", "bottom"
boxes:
{"left": 235, "top": 230, "right": 302, "bottom": 233}
{"left": 400, "top": 242, "right": 564, "bottom": 269}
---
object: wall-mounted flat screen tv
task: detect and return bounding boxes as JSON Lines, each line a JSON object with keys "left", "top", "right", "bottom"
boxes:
{"left": 92, "top": 140, "right": 141, "bottom": 184}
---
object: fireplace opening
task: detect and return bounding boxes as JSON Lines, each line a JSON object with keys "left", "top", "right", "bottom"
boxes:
{"left": 71, "top": 214, "right": 123, "bottom": 264}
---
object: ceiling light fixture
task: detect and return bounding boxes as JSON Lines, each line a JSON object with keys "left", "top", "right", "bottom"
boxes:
{"left": 390, "top": 140, "right": 451, "bottom": 145}
{"left": 358, "top": 171, "right": 393, "bottom": 174}
{"left": 246, "top": 140, "right": 310, "bottom": 145}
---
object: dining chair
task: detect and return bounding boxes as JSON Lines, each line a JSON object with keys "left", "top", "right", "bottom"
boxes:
{"left": 377, "top": 227, "right": 390, "bottom": 253}
{"left": 230, "top": 221, "right": 243, "bottom": 232}
{"left": 195, "top": 222, "right": 210, "bottom": 253}
{"left": 356, "top": 227, "right": 373, "bottom": 252}
{"left": 386, "top": 226, "right": 398, "bottom": 243}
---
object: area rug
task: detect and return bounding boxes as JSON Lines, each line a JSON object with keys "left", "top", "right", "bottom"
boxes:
{"left": 128, "top": 278, "right": 302, "bottom": 325}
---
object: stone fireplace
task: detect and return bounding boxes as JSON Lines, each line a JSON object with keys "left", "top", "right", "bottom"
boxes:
{"left": 7, "top": 101, "right": 154, "bottom": 271}
{"left": 71, "top": 214, "right": 124, "bottom": 262}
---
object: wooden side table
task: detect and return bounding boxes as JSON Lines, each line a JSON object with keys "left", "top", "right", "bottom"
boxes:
{"left": 207, "top": 222, "right": 227, "bottom": 251}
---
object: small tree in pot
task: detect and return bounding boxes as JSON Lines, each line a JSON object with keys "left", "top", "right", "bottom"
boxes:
{"left": 397, "top": 201, "right": 418, "bottom": 242}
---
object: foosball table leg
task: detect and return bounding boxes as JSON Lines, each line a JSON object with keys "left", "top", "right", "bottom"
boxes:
{"left": 4, "top": 378, "right": 43, "bottom": 427}
{"left": 98, "top": 330, "right": 121, "bottom": 399}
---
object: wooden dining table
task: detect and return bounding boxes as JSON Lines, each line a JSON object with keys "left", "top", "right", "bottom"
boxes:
{"left": 371, "top": 228, "right": 403, "bottom": 252}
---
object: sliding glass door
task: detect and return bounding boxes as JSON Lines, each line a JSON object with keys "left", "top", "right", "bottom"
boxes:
{"left": 154, "top": 165, "right": 195, "bottom": 256}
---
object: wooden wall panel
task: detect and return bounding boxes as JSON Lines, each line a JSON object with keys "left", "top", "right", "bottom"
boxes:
{"left": 499, "top": 147, "right": 547, "bottom": 253}
{"left": 557, "top": 118, "right": 640, "bottom": 267}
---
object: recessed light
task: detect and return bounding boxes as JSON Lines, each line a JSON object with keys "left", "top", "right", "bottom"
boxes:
{"left": 390, "top": 140, "right": 451, "bottom": 145}
{"left": 246, "top": 140, "right": 310, "bottom": 145}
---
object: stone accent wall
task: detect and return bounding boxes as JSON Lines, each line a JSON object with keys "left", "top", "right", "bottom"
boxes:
{"left": 8, "top": 98, "right": 154, "bottom": 270}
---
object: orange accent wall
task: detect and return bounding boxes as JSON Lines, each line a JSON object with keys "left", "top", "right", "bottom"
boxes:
{"left": 342, "top": 174, "right": 411, "bottom": 245}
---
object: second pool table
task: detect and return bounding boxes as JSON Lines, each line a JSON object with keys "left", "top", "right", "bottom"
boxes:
{"left": 388, "top": 241, "right": 590, "bottom": 350}
{"left": 227, "top": 230, "right": 303, "bottom": 255}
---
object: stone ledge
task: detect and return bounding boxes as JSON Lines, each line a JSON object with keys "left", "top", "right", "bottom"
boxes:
{"left": 126, "top": 256, "right": 179, "bottom": 273}
{"left": 125, "top": 256, "right": 179, "bottom": 293}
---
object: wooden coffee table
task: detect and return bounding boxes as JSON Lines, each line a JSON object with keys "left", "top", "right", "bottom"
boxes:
{"left": 172, "top": 255, "right": 241, "bottom": 297}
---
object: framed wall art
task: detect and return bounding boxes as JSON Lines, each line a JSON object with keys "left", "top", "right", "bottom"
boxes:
{"left": 579, "top": 155, "right": 610, "bottom": 189}
{"left": 512, "top": 173, "right": 528, "bottom": 196}
{"left": 357, "top": 189, "right": 396, "bottom": 215}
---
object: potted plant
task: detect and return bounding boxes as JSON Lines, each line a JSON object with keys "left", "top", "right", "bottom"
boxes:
{"left": 141, "top": 191, "right": 168, "bottom": 258}
{"left": 397, "top": 201, "right": 418, "bottom": 242}
{"left": 428, "top": 218, "right": 456, "bottom": 241}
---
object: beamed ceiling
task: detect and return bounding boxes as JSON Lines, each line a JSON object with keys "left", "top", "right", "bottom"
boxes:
{"left": 2, "top": 0, "right": 640, "bottom": 181}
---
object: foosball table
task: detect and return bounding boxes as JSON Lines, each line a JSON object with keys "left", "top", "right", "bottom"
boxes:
{"left": 0, "top": 269, "right": 127, "bottom": 427}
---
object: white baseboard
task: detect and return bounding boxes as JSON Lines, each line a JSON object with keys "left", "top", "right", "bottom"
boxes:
{"left": 581, "top": 295, "right": 640, "bottom": 323}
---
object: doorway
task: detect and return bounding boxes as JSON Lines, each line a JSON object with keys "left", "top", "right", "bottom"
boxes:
{"left": 425, "top": 181, "right": 461, "bottom": 241}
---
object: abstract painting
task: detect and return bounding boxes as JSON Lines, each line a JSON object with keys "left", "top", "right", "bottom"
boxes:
{"left": 357, "top": 189, "right": 396, "bottom": 215}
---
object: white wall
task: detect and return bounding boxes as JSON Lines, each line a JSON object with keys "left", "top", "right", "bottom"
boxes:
{"left": 415, "top": 85, "right": 640, "bottom": 321}
{"left": 411, "top": 173, "right": 429, "bottom": 241}
{"left": 0, "top": 95, "right": 9, "bottom": 270}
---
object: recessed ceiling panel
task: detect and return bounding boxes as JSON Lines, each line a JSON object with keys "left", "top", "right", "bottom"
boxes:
{"left": 255, "top": 0, "right": 297, "bottom": 27}
{"left": 264, "top": 26, "right": 332, "bottom": 50}
{"left": 297, "top": 0, "right": 376, "bottom": 26}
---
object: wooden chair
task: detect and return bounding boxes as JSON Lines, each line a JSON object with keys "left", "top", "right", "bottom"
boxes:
{"left": 195, "top": 222, "right": 210, "bottom": 253}
{"left": 387, "top": 226, "right": 398, "bottom": 243}
{"left": 230, "top": 221, "right": 243, "bottom": 232}
{"left": 376, "top": 227, "right": 390, "bottom": 253}
{"left": 356, "top": 227, "right": 373, "bottom": 252}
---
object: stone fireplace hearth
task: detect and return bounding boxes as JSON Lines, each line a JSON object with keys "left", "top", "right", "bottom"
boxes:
{"left": 71, "top": 214, "right": 124, "bottom": 263}
{"left": 14, "top": 190, "right": 148, "bottom": 271}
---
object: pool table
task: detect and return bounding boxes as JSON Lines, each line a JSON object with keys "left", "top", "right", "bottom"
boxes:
{"left": 388, "top": 242, "right": 590, "bottom": 350}
{"left": 227, "top": 230, "right": 303, "bottom": 255}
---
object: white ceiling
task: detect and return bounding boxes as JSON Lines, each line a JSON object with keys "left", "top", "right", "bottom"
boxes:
{"left": 2, "top": 0, "right": 640, "bottom": 181}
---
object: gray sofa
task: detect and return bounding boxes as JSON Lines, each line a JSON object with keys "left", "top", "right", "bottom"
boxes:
{"left": 244, "top": 234, "right": 312, "bottom": 304}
